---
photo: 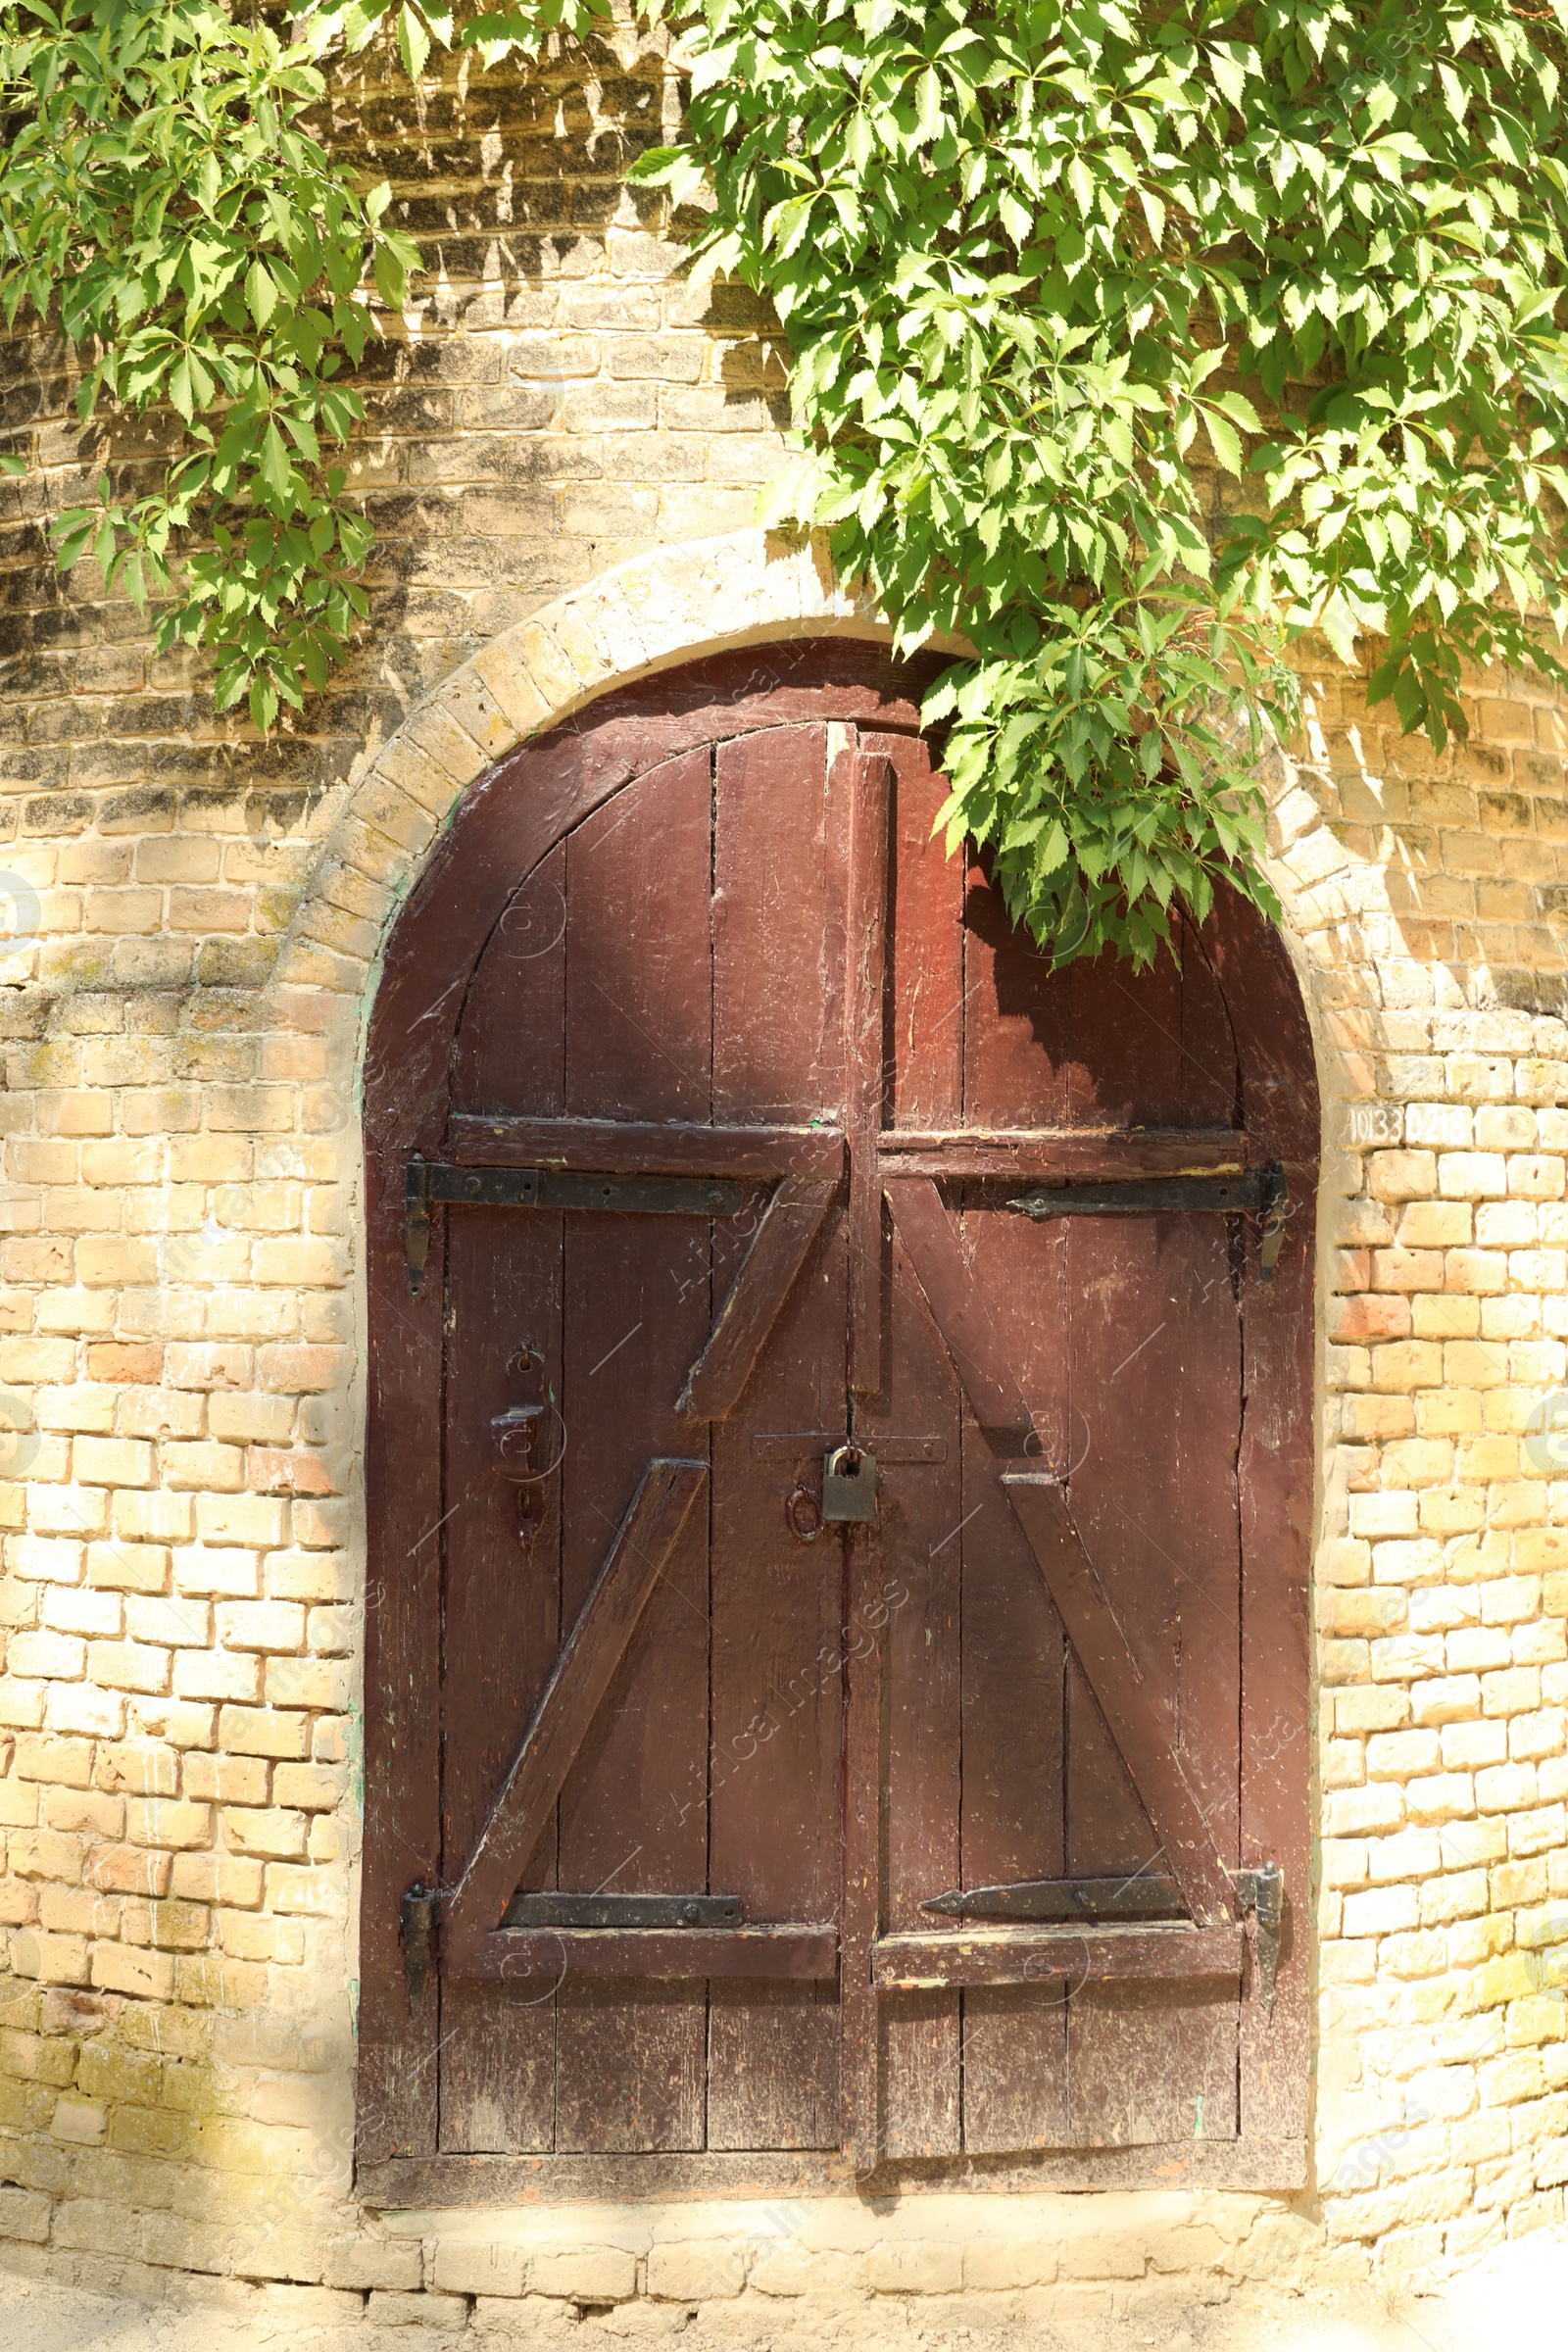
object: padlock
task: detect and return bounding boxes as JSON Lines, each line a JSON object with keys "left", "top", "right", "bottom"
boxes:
{"left": 822, "top": 1444, "right": 877, "bottom": 1523}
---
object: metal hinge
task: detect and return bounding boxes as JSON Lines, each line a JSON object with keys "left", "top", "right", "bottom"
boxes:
{"left": 502, "top": 1892, "right": 743, "bottom": 1930}
{"left": 406, "top": 1157, "right": 745, "bottom": 1293}
{"left": 1257, "top": 1164, "right": 1290, "bottom": 1285}
{"left": 401, "top": 1883, "right": 438, "bottom": 2013}
{"left": 1008, "top": 1163, "right": 1291, "bottom": 1284}
{"left": 1234, "top": 1862, "right": 1284, "bottom": 2016}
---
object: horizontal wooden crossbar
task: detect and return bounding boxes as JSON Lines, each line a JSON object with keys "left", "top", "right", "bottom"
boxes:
{"left": 877, "top": 1128, "right": 1247, "bottom": 1182}
{"left": 872, "top": 1925, "right": 1244, "bottom": 1989}
{"left": 447, "top": 1115, "right": 847, "bottom": 1179}
{"left": 457, "top": 1925, "right": 839, "bottom": 1984}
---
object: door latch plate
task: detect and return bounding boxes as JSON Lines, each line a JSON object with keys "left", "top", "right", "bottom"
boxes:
{"left": 1235, "top": 1860, "right": 1284, "bottom": 2014}
{"left": 401, "top": 1883, "right": 437, "bottom": 2012}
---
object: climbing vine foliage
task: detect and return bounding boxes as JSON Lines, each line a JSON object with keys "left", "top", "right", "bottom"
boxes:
{"left": 5, "top": 2, "right": 1568, "bottom": 959}
{"left": 0, "top": 1, "right": 418, "bottom": 733}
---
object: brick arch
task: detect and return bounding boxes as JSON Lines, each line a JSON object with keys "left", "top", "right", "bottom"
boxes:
{"left": 277, "top": 523, "right": 1318, "bottom": 1010}
{"left": 274, "top": 528, "right": 906, "bottom": 997}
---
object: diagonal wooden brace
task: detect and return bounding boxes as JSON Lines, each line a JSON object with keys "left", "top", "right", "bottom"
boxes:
{"left": 677, "top": 1176, "right": 837, "bottom": 1421}
{"left": 885, "top": 1177, "right": 1032, "bottom": 1434}
{"left": 1002, "top": 1474, "right": 1236, "bottom": 1927}
{"left": 441, "top": 1457, "right": 709, "bottom": 1969}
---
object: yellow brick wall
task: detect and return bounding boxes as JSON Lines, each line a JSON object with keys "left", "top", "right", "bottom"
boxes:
{"left": 0, "top": 23, "right": 1560, "bottom": 2328}
{"left": 1286, "top": 665, "right": 1568, "bottom": 2277}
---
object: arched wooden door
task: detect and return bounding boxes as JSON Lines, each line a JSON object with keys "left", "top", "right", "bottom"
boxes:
{"left": 360, "top": 643, "right": 1317, "bottom": 2195}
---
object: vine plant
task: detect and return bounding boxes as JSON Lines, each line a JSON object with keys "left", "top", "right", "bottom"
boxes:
{"left": 3, "top": 1, "right": 1568, "bottom": 961}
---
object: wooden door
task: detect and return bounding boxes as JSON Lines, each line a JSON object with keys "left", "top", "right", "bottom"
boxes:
{"left": 360, "top": 643, "right": 1317, "bottom": 2194}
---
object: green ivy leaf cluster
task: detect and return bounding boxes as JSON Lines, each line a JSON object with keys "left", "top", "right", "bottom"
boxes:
{"left": 6, "top": 0, "right": 1568, "bottom": 963}
{"left": 623, "top": 0, "right": 1568, "bottom": 961}
{"left": 0, "top": 0, "right": 417, "bottom": 731}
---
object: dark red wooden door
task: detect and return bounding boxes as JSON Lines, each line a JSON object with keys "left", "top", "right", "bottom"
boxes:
{"left": 360, "top": 644, "right": 1317, "bottom": 2189}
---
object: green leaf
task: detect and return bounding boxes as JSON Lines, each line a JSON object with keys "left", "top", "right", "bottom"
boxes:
{"left": 246, "top": 262, "right": 278, "bottom": 329}
{"left": 398, "top": 2, "right": 431, "bottom": 78}
{"left": 259, "top": 422, "right": 293, "bottom": 504}
{"left": 250, "top": 674, "right": 279, "bottom": 735}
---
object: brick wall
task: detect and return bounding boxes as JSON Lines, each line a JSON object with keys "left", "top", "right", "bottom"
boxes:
{"left": 0, "top": 23, "right": 1560, "bottom": 2328}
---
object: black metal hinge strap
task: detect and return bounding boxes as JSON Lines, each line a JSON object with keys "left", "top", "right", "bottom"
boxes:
{"left": 407, "top": 1158, "right": 745, "bottom": 1292}
{"left": 1256, "top": 1165, "right": 1290, "bottom": 1284}
{"left": 503, "top": 1892, "right": 743, "bottom": 1930}
{"left": 753, "top": 1433, "right": 947, "bottom": 1464}
{"left": 921, "top": 1874, "right": 1186, "bottom": 1923}
{"left": 1008, "top": 1164, "right": 1291, "bottom": 1284}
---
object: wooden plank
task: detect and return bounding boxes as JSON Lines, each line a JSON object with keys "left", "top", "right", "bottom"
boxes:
{"left": 435, "top": 1984, "right": 557, "bottom": 2155}
{"left": 949, "top": 944, "right": 1077, "bottom": 2152}
{"left": 1058, "top": 1221, "right": 1181, "bottom": 1906}
{"left": 441, "top": 861, "right": 570, "bottom": 2153}
{"left": 713, "top": 724, "right": 842, "bottom": 1120}
{"left": 1067, "top": 917, "right": 1188, "bottom": 1129}
{"left": 1200, "top": 885, "right": 1318, "bottom": 2144}
{"left": 708, "top": 1986, "right": 840, "bottom": 2152}
{"left": 1177, "top": 907, "right": 1244, "bottom": 1129}
{"left": 874, "top": 1926, "right": 1244, "bottom": 1989}
{"left": 448, "top": 1115, "right": 846, "bottom": 1179}
{"left": 844, "top": 750, "right": 894, "bottom": 1394}
{"left": 442, "top": 1458, "right": 709, "bottom": 1963}
{"left": 451, "top": 844, "right": 570, "bottom": 1120}
{"left": 883, "top": 1178, "right": 1030, "bottom": 1434}
{"left": 958, "top": 1370, "right": 1070, "bottom": 2155}
{"left": 554, "top": 745, "right": 716, "bottom": 2154}
{"left": 1068, "top": 1981, "right": 1242, "bottom": 2145}
{"left": 882, "top": 723, "right": 965, "bottom": 1133}
{"left": 357, "top": 1147, "right": 446, "bottom": 2164}
{"left": 873, "top": 739, "right": 967, "bottom": 2160}
{"left": 678, "top": 1177, "right": 837, "bottom": 1421}
{"left": 708, "top": 720, "right": 847, "bottom": 2154}
{"left": 1051, "top": 950, "right": 1247, "bottom": 2151}
{"left": 957, "top": 831, "right": 1072, "bottom": 1125}
{"left": 877, "top": 1128, "right": 1246, "bottom": 1181}
{"left": 456, "top": 1926, "right": 838, "bottom": 1983}
{"left": 555, "top": 1982, "right": 707, "bottom": 2154}
{"left": 871, "top": 1221, "right": 964, "bottom": 2162}
{"left": 1001, "top": 1476, "right": 1236, "bottom": 1927}
{"left": 840, "top": 1516, "right": 882, "bottom": 2173}
{"left": 1062, "top": 1213, "right": 1241, "bottom": 2154}
{"left": 365, "top": 734, "right": 594, "bottom": 1152}
{"left": 438, "top": 1212, "right": 565, "bottom": 2153}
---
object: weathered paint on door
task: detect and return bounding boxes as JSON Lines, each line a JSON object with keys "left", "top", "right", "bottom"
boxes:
{"left": 360, "top": 642, "right": 1317, "bottom": 2195}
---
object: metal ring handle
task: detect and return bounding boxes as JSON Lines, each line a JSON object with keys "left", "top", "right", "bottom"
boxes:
{"left": 785, "top": 1482, "right": 823, "bottom": 1544}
